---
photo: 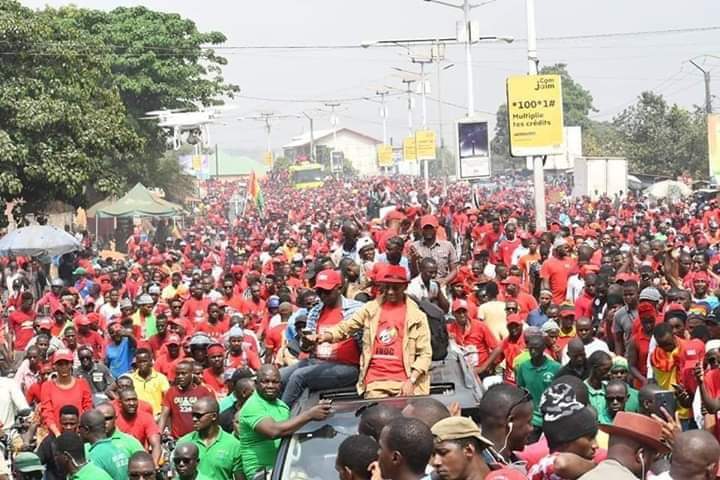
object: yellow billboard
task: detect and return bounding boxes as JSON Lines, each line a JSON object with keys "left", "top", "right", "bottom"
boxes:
{"left": 403, "top": 137, "right": 417, "bottom": 161}
{"left": 263, "top": 151, "right": 273, "bottom": 167}
{"left": 506, "top": 74, "right": 565, "bottom": 156}
{"left": 415, "top": 130, "right": 436, "bottom": 161}
{"left": 377, "top": 144, "right": 393, "bottom": 167}
{"left": 709, "top": 114, "right": 720, "bottom": 181}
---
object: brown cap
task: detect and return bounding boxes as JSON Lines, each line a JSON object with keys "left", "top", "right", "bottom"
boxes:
{"left": 599, "top": 411, "right": 670, "bottom": 454}
{"left": 431, "top": 417, "right": 494, "bottom": 446}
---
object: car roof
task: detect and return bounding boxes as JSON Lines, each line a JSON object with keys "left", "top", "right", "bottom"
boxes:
{"left": 291, "top": 349, "right": 484, "bottom": 433}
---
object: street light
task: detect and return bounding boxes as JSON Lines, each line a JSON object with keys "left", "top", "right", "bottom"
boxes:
{"left": 421, "top": 0, "right": 511, "bottom": 116}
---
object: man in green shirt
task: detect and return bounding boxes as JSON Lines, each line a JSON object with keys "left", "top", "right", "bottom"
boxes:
{"left": 237, "top": 364, "right": 333, "bottom": 479}
{"left": 178, "top": 396, "right": 243, "bottom": 480}
{"left": 54, "top": 432, "right": 113, "bottom": 480}
{"left": 585, "top": 351, "right": 613, "bottom": 424}
{"left": 96, "top": 403, "right": 144, "bottom": 458}
{"left": 515, "top": 333, "right": 561, "bottom": 431}
{"left": 79, "top": 410, "right": 129, "bottom": 480}
{"left": 173, "top": 442, "right": 213, "bottom": 480}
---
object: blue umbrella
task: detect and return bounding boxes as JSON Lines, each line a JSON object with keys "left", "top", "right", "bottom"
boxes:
{"left": 0, "top": 225, "right": 82, "bottom": 257}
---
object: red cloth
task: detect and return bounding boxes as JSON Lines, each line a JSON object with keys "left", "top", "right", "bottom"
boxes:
{"left": 264, "top": 323, "right": 287, "bottom": 357}
{"left": 155, "top": 352, "right": 184, "bottom": 383}
{"left": 115, "top": 410, "right": 160, "bottom": 447}
{"left": 180, "top": 298, "right": 210, "bottom": 325}
{"left": 9, "top": 309, "right": 36, "bottom": 351}
{"left": 501, "top": 337, "right": 526, "bottom": 384}
{"left": 162, "top": 384, "right": 213, "bottom": 439}
{"left": 365, "top": 303, "right": 408, "bottom": 384}
{"left": 315, "top": 306, "right": 360, "bottom": 365}
{"left": 574, "top": 291, "right": 594, "bottom": 319}
{"left": 196, "top": 318, "right": 230, "bottom": 341}
{"left": 679, "top": 338, "right": 705, "bottom": 393}
{"left": 225, "top": 334, "right": 262, "bottom": 371}
{"left": 40, "top": 379, "right": 93, "bottom": 432}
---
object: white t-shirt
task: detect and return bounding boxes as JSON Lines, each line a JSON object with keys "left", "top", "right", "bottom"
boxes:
{"left": 561, "top": 338, "right": 610, "bottom": 365}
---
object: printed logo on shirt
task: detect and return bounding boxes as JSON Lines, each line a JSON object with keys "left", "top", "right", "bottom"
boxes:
{"left": 377, "top": 327, "right": 398, "bottom": 345}
{"left": 173, "top": 396, "right": 200, "bottom": 413}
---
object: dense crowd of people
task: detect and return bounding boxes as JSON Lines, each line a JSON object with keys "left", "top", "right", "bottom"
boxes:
{"left": 1, "top": 171, "right": 720, "bottom": 479}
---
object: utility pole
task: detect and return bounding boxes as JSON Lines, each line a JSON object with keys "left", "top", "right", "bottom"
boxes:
{"left": 401, "top": 78, "right": 417, "bottom": 136}
{"left": 412, "top": 56, "right": 433, "bottom": 195}
{"left": 689, "top": 59, "right": 713, "bottom": 114}
{"left": 238, "top": 112, "right": 297, "bottom": 168}
{"left": 376, "top": 89, "right": 390, "bottom": 144}
{"left": 690, "top": 58, "right": 714, "bottom": 180}
{"left": 325, "top": 102, "right": 341, "bottom": 155}
{"left": 526, "top": 0, "right": 546, "bottom": 231}
{"left": 301, "top": 112, "right": 315, "bottom": 161}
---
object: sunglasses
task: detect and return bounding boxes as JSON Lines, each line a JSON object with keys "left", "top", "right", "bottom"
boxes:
{"left": 505, "top": 307, "right": 519, "bottom": 312}
{"left": 191, "top": 411, "right": 216, "bottom": 419}
{"left": 606, "top": 396, "right": 627, "bottom": 402}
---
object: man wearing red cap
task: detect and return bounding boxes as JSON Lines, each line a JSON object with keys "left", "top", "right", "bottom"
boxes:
{"left": 280, "top": 269, "right": 363, "bottom": 406}
{"left": 502, "top": 276, "right": 537, "bottom": 321}
{"left": 497, "top": 222, "right": 521, "bottom": 268}
{"left": 447, "top": 299, "right": 498, "bottom": 374}
{"left": 315, "top": 264, "right": 432, "bottom": 398}
{"left": 409, "top": 215, "right": 457, "bottom": 285}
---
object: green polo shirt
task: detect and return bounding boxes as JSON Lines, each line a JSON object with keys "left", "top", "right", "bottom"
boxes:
{"left": 219, "top": 392, "right": 236, "bottom": 413}
{"left": 515, "top": 357, "right": 561, "bottom": 426}
{"left": 87, "top": 438, "right": 129, "bottom": 480}
{"left": 71, "top": 462, "right": 114, "bottom": 480}
{"left": 586, "top": 380, "right": 610, "bottom": 424}
{"left": 110, "top": 428, "right": 144, "bottom": 457}
{"left": 238, "top": 391, "right": 291, "bottom": 479}
{"left": 626, "top": 386, "right": 639, "bottom": 412}
{"left": 178, "top": 428, "right": 243, "bottom": 480}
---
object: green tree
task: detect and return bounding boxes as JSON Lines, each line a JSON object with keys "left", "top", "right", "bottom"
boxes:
{"left": 614, "top": 91, "right": 707, "bottom": 177}
{"left": 0, "top": 1, "right": 143, "bottom": 212}
{"left": 60, "top": 5, "right": 239, "bottom": 199}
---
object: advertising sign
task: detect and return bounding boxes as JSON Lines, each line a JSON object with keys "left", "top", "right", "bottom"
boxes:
{"left": 415, "top": 130, "right": 436, "bottom": 161}
{"left": 403, "top": 137, "right": 417, "bottom": 162}
{"left": 709, "top": 114, "right": 720, "bottom": 183}
{"left": 507, "top": 74, "right": 565, "bottom": 156}
{"left": 456, "top": 119, "right": 490, "bottom": 179}
{"left": 377, "top": 144, "right": 394, "bottom": 167}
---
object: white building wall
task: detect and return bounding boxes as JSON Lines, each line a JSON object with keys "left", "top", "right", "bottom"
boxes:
{"left": 316, "top": 130, "right": 380, "bottom": 176}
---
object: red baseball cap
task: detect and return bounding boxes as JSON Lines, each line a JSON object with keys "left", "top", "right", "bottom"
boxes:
{"left": 486, "top": 468, "right": 527, "bottom": 480}
{"left": 52, "top": 349, "right": 74, "bottom": 364}
{"left": 501, "top": 276, "right": 521, "bottom": 286}
{"left": 506, "top": 313, "right": 522, "bottom": 325}
{"left": 374, "top": 264, "right": 410, "bottom": 284}
{"left": 420, "top": 215, "right": 439, "bottom": 228}
{"left": 314, "top": 269, "right": 342, "bottom": 290}
{"left": 166, "top": 334, "right": 182, "bottom": 346}
{"left": 37, "top": 317, "right": 53, "bottom": 330}
{"left": 452, "top": 299, "right": 469, "bottom": 312}
{"left": 75, "top": 315, "right": 92, "bottom": 327}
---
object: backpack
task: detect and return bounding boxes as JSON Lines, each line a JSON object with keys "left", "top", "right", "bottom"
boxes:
{"left": 416, "top": 297, "right": 449, "bottom": 361}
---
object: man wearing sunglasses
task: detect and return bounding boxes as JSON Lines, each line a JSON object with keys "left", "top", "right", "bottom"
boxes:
{"left": 178, "top": 396, "right": 243, "bottom": 480}
{"left": 172, "top": 442, "right": 209, "bottom": 480}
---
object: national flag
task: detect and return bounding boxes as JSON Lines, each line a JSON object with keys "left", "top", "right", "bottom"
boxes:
{"left": 248, "top": 170, "right": 265, "bottom": 212}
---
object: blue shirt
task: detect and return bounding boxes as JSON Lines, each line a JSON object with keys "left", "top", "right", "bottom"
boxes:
{"left": 105, "top": 338, "right": 135, "bottom": 378}
{"left": 526, "top": 308, "right": 548, "bottom": 328}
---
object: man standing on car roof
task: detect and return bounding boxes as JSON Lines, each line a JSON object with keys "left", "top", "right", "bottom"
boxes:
{"left": 313, "top": 264, "right": 432, "bottom": 399}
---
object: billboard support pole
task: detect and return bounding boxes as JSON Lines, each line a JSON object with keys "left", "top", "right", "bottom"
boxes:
{"left": 526, "top": 0, "right": 546, "bottom": 230}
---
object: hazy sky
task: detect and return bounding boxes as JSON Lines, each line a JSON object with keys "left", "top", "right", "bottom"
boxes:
{"left": 21, "top": 0, "right": 720, "bottom": 156}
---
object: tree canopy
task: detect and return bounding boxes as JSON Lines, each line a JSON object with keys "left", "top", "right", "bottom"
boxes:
{"left": 0, "top": 1, "right": 237, "bottom": 213}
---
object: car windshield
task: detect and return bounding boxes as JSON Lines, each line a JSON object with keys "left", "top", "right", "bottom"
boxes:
{"left": 279, "top": 414, "right": 359, "bottom": 480}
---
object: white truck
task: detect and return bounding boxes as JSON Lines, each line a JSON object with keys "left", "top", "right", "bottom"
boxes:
{"left": 572, "top": 156, "right": 628, "bottom": 199}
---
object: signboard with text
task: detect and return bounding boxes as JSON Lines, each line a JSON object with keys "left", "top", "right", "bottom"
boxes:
{"left": 377, "top": 144, "right": 394, "bottom": 167}
{"left": 403, "top": 137, "right": 417, "bottom": 162}
{"left": 415, "top": 130, "right": 436, "bottom": 161}
{"left": 709, "top": 114, "right": 720, "bottom": 183}
{"left": 506, "top": 74, "right": 565, "bottom": 156}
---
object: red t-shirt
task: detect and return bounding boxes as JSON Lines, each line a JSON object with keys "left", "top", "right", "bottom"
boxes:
{"left": 9, "top": 309, "right": 36, "bottom": 351}
{"left": 240, "top": 298, "right": 266, "bottom": 331}
{"left": 115, "top": 410, "right": 160, "bottom": 446}
{"left": 76, "top": 330, "right": 105, "bottom": 359}
{"left": 180, "top": 297, "right": 210, "bottom": 325}
{"left": 447, "top": 318, "right": 498, "bottom": 367}
{"left": 202, "top": 368, "right": 227, "bottom": 397}
{"left": 225, "top": 335, "right": 262, "bottom": 371}
{"left": 155, "top": 352, "right": 184, "bottom": 383}
{"left": 365, "top": 303, "right": 408, "bottom": 385}
{"left": 540, "top": 256, "right": 576, "bottom": 305}
{"left": 498, "top": 238, "right": 521, "bottom": 267}
{"left": 40, "top": 379, "right": 93, "bottom": 432}
{"left": 162, "top": 385, "right": 213, "bottom": 439}
{"left": 196, "top": 318, "right": 230, "bottom": 341}
{"left": 315, "top": 306, "right": 360, "bottom": 365}
{"left": 574, "top": 291, "right": 594, "bottom": 320}
{"left": 265, "top": 323, "right": 287, "bottom": 357}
